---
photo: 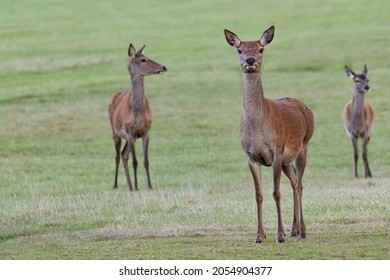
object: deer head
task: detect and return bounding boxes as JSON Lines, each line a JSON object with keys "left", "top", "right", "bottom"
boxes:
{"left": 345, "top": 65, "right": 370, "bottom": 93}
{"left": 128, "top": 44, "right": 167, "bottom": 77}
{"left": 224, "top": 26, "right": 275, "bottom": 73}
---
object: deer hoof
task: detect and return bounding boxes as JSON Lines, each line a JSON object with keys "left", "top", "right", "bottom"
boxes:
{"left": 298, "top": 234, "right": 307, "bottom": 240}
{"left": 254, "top": 240, "right": 264, "bottom": 244}
{"left": 277, "top": 238, "right": 286, "bottom": 243}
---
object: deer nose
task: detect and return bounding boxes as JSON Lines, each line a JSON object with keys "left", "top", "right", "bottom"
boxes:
{"left": 246, "top": 58, "right": 255, "bottom": 65}
{"left": 163, "top": 66, "right": 167, "bottom": 71}
{"left": 364, "top": 85, "right": 369, "bottom": 90}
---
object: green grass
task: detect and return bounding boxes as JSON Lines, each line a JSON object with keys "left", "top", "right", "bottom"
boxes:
{"left": 0, "top": 0, "right": 389, "bottom": 259}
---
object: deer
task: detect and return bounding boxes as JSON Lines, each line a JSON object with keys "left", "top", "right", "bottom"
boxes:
{"left": 224, "top": 26, "right": 314, "bottom": 243}
{"left": 343, "top": 65, "right": 374, "bottom": 178}
{"left": 108, "top": 44, "right": 167, "bottom": 191}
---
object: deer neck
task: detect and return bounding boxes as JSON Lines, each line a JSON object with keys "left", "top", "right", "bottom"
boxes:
{"left": 351, "top": 90, "right": 365, "bottom": 121}
{"left": 130, "top": 74, "right": 146, "bottom": 115}
{"left": 242, "top": 72, "right": 265, "bottom": 121}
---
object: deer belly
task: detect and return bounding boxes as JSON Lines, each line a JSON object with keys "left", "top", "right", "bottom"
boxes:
{"left": 282, "top": 147, "right": 299, "bottom": 164}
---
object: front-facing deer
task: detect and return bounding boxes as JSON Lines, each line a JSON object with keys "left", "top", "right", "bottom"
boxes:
{"left": 109, "top": 44, "right": 167, "bottom": 191}
{"left": 343, "top": 65, "right": 374, "bottom": 178}
{"left": 224, "top": 26, "right": 314, "bottom": 243}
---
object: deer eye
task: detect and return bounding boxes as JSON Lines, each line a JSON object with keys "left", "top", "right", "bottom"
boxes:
{"left": 141, "top": 58, "right": 147, "bottom": 62}
{"left": 259, "top": 48, "right": 264, "bottom": 53}
{"left": 237, "top": 48, "right": 242, "bottom": 54}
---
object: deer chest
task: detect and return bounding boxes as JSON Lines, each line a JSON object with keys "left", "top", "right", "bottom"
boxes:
{"left": 241, "top": 132, "right": 274, "bottom": 166}
{"left": 240, "top": 112, "right": 288, "bottom": 166}
{"left": 245, "top": 150, "right": 273, "bottom": 166}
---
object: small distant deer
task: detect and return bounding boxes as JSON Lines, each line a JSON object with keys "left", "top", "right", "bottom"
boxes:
{"left": 108, "top": 44, "right": 167, "bottom": 191}
{"left": 343, "top": 65, "right": 374, "bottom": 178}
{"left": 224, "top": 26, "right": 314, "bottom": 243}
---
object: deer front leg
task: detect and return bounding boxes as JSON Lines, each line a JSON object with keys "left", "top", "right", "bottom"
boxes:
{"left": 248, "top": 161, "right": 265, "bottom": 243}
{"left": 362, "top": 136, "right": 372, "bottom": 178}
{"left": 351, "top": 137, "right": 359, "bottom": 178}
{"left": 273, "top": 157, "right": 285, "bottom": 243}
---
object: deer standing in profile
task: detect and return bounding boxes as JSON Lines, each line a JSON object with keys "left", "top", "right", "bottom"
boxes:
{"left": 343, "top": 65, "right": 374, "bottom": 178}
{"left": 109, "top": 44, "right": 167, "bottom": 191}
{"left": 224, "top": 26, "right": 314, "bottom": 243}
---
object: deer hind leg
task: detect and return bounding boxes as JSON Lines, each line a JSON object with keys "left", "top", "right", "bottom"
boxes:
{"left": 121, "top": 141, "right": 134, "bottom": 191}
{"left": 272, "top": 156, "right": 286, "bottom": 243}
{"left": 362, "top": 136, "right": 372, "bottom": 178}
{"left": 142, "top": 134, "right": 153, "bottom": 190}
{"left": 112, "top": 135, "right": 122, "bottom": 189}
{"left": 351, "top": 137, "right": 359, "bottom": 178}
{"left": 282, "top": 163, "right": 299, "bottom": 237}
{"left": 295, "top": 147, "right": 308, "bottom": 239}
{"left": 248, "top": 161, "right": 265, "bottom": 243}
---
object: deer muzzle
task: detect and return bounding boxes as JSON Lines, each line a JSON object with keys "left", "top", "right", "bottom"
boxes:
{"left": 157, "top": 66, "right": 167, "bottom": 74}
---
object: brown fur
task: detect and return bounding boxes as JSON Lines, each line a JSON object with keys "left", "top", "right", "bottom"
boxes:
{"left": 109, "top": 91, "right": 152, "bottom": 139}
{"left": 109, "top": 44, "right": 166, "bottom": 191}
{"left": 225, "top": 26, "right": 314, "bottom": 243}
{"left": 343, "top": 65, "right": 374, "bottom": 178}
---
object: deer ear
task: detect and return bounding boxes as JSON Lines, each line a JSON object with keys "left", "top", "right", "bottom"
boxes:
{"left": 224, "top": 29, "right": 241, "bottom": 48}
{"left": 362, "top": 65, "right": 368, "bottom": 75}
{"left": 138, "top": 45, "right": 146, "bottom": 55}
{"left": 344, "top": 65, "right": 355, "bottom": 79}
{"left": 260, "top": 25, "right": 275, "bottom": 46}
{"left": 128, "top": 44, "right": 136, "bottom": 58}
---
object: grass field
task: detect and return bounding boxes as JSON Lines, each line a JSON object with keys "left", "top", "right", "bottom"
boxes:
{"left": 0, "top": 0, "right": 389, "bottom": 259}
